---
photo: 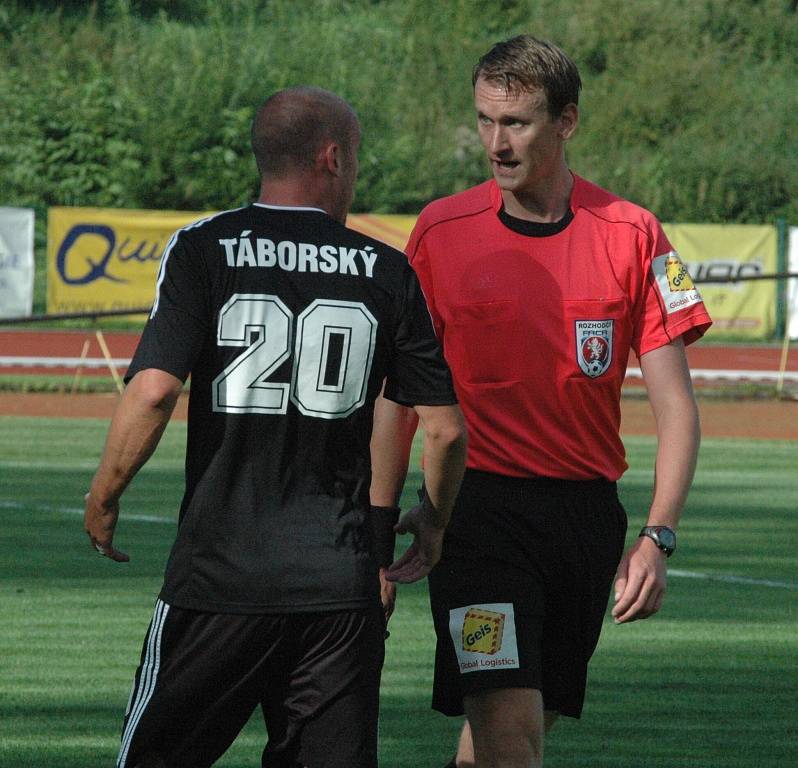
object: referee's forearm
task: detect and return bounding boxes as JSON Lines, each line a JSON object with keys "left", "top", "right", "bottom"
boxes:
{"left": 648, "top": 398, "right": 700, "bottom": 528}
{"left": 370, "top": 394, "right": 418, "bottom": 506}
{"left": 415, "top": 404, "right": 467, "bottom": 528}
{"left": 640, "top": 339, "right": 700, "bottom": 529}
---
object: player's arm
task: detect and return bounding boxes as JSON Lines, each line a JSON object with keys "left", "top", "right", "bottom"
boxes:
{"left": 369, "top": 388, "right": 420, "bottom": 621}
{"left": 381, "top": 252, "right": 464, "bottom": 583}
{"left": 385, "top": 403, "right": 466, "bottom": 583}
{"left": 84, "top": 368, "right": 183, "bottom": 562}
{"left": 613, "top": 337, "right": 699, "bottom": 623}
{"left": 370, "top": 387, "right": 419, "bottom": 507}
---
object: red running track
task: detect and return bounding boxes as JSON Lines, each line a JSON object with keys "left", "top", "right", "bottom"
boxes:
{"left": 0, "top": 329, "right": 140, "bottom": 376}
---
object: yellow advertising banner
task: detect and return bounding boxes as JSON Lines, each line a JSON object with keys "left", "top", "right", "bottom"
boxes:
{"left": 47, "top": 207, "right": 417, "bottom": 314}
{"left": 48, "top": 208, "right": 777, "bottom": 339}
{"left": 47, "top": 207, "right": 215, "bottom": 314}
{"left": 662, "top": 223, "right": 777, "bottom": 339}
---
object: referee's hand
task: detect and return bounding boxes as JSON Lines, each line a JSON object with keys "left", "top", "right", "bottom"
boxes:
{"left": 612, "top": 537, "right": 666, "bottom": 623}
{"left": 384, "top": 504, "right": 444, "bottom": 583}
{"left": 378, "top": 567, "right": 396, "bottom": 623}
{"left": 84, "top": 492, "right": 129, "bottom": 563}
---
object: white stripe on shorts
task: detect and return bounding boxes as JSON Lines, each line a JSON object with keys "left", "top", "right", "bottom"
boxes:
{"left": 117, "top": 599, "right": 170, "bottom": 767}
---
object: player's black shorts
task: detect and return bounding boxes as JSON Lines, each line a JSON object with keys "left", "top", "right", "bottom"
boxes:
{"left": 117, "top": 601, "right": 384, "bottom": 768}
{"left": 428, "top": 469, "right": 627, "bottom": 719}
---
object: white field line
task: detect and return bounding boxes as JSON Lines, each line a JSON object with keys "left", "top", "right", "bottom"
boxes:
{"left": 622, "top": 468, "right": 795, "bottom": 483}
{"left": 1, "top": 459, "right": 119, "bottom": 470}
{"left": 0, "top": 459, "right": 183, "bottom": 471}
{"left": 1, "top": 500, "right": 795, "bottom": 591}
{"left": 0, "top": 499, "right": 173, "bottom": 525}
{"left": 668, "top": 569, "right": 797, "bottom": 590}
{"left": 0, "top": 459, "right": 788, "bottom": 481}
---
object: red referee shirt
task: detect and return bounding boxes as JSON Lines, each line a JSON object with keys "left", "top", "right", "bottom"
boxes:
{"left": 406, "top": 175, "right": 712, "bottom": 481}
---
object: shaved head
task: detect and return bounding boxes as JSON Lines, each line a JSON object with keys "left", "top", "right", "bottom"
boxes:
{"left": 251, "top": 86, "right": 359, "bottom": 178}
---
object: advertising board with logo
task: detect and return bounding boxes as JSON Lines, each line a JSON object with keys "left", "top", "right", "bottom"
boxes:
{"left": 0, "top": 207, "right": 35, "bottom": 318}
{"left": 47, "top": 209, "right": 780, "bottom": 340}
{"left": 47, "top": 207, "right": 214, "bottom": 315}
{"left": 47, "top": 208, "right": 416, "bottom": 315}
{"left": 662, "top": 223, "right": 777, "bottom": 339}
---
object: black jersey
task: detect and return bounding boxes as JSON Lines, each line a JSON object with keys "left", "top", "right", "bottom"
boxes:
{"left": 126, "top": 203, "right": 456, "bottom": 613}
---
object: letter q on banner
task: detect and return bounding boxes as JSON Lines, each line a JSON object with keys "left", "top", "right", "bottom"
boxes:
{"left": 0, "top": 207, "right": 35, "bottom": 319}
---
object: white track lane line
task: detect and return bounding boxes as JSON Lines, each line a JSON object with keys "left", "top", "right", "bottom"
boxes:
{"left": 0, "top": 355, "right": 132, "bottom": 368}
{"left": 625, "top": 366, "right": 798, "bottom": 382}
{"left": 4, "top": 357, "right": 797, "bottom": 381}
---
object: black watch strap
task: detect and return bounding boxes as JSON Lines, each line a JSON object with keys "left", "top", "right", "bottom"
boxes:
{"left": 639, "top": 525, "right": 676, "bottom": 557}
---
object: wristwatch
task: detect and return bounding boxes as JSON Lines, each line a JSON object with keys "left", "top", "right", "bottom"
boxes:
{"left": 639, "top": 525, "right": 676, "bottom": 557}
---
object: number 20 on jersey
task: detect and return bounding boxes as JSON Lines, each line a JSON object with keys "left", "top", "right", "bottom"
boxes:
{"left": 212, "top": 293, "right": 377, "bottom": 420}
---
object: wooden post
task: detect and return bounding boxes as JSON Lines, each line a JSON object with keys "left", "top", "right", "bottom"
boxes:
{"left": 95, "top": 329, "right": 124, "bottom": 394}
{"left": 69, "top": 339, "right": 91, "bottom": 395}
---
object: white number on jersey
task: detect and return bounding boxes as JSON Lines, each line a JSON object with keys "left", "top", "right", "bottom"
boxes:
{"left": 212, "top": 293, "right": 377, "bottom": 419}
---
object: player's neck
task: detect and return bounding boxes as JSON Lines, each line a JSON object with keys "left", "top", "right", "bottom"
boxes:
{"left": 257, "top": 176, "right": 329, "bottom": 215}
{"left": 501, "top": 167, "right": 574, "bottom": 223}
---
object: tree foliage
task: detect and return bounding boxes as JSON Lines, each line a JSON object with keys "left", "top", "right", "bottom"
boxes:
{"left": 1, "top": 0, "right": 797, "bottom": 223}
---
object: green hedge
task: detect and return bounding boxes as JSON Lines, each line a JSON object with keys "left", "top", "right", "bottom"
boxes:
{"left": 2, "top": 0, "right": 797, "bottom": 224}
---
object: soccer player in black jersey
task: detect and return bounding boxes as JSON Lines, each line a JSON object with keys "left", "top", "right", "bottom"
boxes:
{"left": 84, "top": 86, "right": 466, "bottom": 768}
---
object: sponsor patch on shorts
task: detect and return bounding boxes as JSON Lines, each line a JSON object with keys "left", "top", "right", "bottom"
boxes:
{"left": 652, "top": 251, "right": 703, "bottom": 314}
{"left": 449, "top": 603, "right": 520, "bottom": 674}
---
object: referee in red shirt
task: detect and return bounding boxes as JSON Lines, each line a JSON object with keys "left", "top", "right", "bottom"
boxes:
{"left": 375, "top": 35, "right": 711, "bottom": 768}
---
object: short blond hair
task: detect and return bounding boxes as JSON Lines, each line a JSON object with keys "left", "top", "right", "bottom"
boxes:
{"left": 473, "top": 35, "right": 582, "bottom": 118}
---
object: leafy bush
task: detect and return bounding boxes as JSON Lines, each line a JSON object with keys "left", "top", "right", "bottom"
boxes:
{"left": 1, "top": 0, "right": 796, "bottom": 222}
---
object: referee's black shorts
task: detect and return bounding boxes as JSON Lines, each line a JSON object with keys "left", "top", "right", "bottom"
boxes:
{"left": 428, "top": 469, "right": 627, "bottom": 719}
{"left": 116, "top": 601, "right": 384, "bottom": 768}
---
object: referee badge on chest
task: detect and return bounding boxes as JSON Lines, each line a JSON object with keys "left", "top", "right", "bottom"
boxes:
{"left": 575, "top": 320, "right": 613, "bottom": 378}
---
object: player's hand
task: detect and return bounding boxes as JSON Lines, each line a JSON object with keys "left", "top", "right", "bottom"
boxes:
{"left": 84, "top": 491, "right": 129, "bottom": 563}
{"left": 384, "top": 504, "right": 445, "bottom": 583}
{"left": 379, "top": 567, "right": 397, "bottom": 624}
{"left": 612, "top": 536, "right": 666, "bottom": 623}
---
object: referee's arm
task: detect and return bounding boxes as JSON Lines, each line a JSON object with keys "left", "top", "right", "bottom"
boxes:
{"left": 370, "top": 391, "right": 419, "bottom": 507}
{"left": 613, "top": 339, "right": 699, "bottom": 623}
{"left": 384, "top": 403, "right": 467, "bottom": 583}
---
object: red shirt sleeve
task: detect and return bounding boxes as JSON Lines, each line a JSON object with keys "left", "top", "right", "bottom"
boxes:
{"left": 633, "top": 219, "right": 712, "bottom": 356}
{"left": 405, "top": 216, "right": 445, "bottom": 340}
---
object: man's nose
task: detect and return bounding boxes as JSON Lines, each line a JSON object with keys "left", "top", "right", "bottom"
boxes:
{"left": 489, "top": 125, "right": 509, "bottom": 154}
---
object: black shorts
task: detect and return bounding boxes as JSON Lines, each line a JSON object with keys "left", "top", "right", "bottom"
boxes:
{"left": 428, "top": 469, "right": 627, "bottom": 719}
{"left": 117, "top": 601, "right": 384, "bottom": 768}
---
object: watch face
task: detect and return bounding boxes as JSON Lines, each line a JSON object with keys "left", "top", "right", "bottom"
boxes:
{"left": 656, "top": 527, "right": 676, "bottom": 551}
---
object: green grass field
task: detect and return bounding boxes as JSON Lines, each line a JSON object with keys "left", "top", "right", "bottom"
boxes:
{"left": 1, "top": 414, "right": 796, "bottom": 767}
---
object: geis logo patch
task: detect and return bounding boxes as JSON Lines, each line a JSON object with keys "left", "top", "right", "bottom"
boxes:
{"left": 449, "top": 603, "right": 520, "bottom": 674}
{"left": 462, "top": 608, "right": 505, "bottom": 655}
{"left": 575, "top": 320, "right": 613, "bottom": 378}
{"left": 664, "top": 253, "right": 695, "bottom": 292}
{"left": 652, "top": 251, "right": 703, "bottom": 315}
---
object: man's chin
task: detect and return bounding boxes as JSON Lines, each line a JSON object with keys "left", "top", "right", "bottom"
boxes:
{"left": 492, "top": 173, "right": 520, "bottom": 191}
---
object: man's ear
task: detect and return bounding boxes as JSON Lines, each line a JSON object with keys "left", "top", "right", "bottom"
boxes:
{"left": 558, "top": 103, "right": 578, "bottom": 140}
{"left": 320, "top": 142, "right": 342, "bottom": 176}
